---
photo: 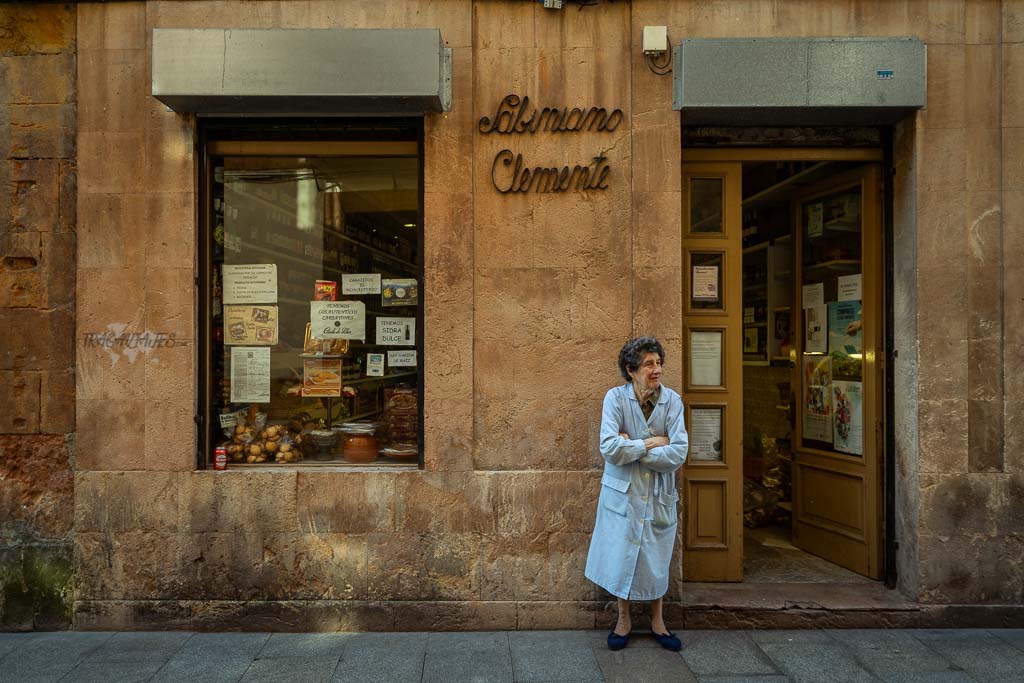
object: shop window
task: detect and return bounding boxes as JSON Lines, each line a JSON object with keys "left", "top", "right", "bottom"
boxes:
{"left": 200, "top": 124, "right": 422, "bottom": 468}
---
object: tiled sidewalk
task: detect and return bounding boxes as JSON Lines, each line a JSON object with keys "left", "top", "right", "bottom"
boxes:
{"left": 0, "top": 628, "right": 1022, "bottom": 682}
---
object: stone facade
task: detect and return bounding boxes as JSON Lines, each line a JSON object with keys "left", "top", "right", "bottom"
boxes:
{"left": 0, "top": 0, "right": 1020, "bottom": 631}
{"left": 0, "top": 4, "right": 77, "bottom": 630}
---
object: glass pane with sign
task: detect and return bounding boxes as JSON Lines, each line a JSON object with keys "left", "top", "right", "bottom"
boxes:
{"left": 800, "top": 185, "right": 863, "bottom": 456}
{"left": 207, "top": 148, "right": 421, "bottom": 466}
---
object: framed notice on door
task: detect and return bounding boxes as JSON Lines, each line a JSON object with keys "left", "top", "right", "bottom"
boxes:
{"left": 687, "top": 328, "right": 725, "bottom": 390}
{"left": 687, "top": 250, "right": 726, "bottom": 313}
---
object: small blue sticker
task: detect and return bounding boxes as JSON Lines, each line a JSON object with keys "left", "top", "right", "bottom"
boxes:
{"left": 877, "top": 69, "right": 894, "bottom": 80}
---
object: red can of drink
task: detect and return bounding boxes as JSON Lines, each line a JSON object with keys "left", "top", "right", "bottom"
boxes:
{"left": 214, "top": 446, "right": 228, "bottom": 470}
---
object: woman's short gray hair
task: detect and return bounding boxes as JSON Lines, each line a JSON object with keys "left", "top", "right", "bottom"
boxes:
{"left": 618, "top": 336, "right": 665, "bottom": 382}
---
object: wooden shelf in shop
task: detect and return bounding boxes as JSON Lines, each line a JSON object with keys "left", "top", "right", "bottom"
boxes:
{"left": 741, "top": 161, "right": 831, "bottom": 207}
{"left": 745, "top": 322, "right": 768, "bottom": 328}
{"left": 804, "top": 259, "right": 860, "bottom": 272}
{"left": 742, "top": 242, "right": 770, "bottom": 255}
{"left": 743, "top": 360, "right": 770, "bottom": 367}
{"left": 772, "top": 306, "right": 790, "bottom": 313}
{"left": 345, "top": 371, "right": 416, "bottom": 387}
{"left": 322, "top": 226, "right": 416, "bottom": 272}
{"left": 776, "top": 405, "right": 791, "bottom": 411}
{"left": 771, "top": 356, "right": 794, "bottom": 363}
{"left": 776, "top": 501, "right": 793, "bottom": 512}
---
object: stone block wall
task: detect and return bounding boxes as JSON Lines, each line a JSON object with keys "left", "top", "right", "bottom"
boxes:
{"left": 0, "top": 4, "right": 77, "bottom": 630}
{"left": 65, "top": 0, "right": 1024, "bottom": 632}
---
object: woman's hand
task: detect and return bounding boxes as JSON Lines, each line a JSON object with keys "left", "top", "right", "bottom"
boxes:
{"left": 643, "top": 436, "right": 669, "bottom": 451}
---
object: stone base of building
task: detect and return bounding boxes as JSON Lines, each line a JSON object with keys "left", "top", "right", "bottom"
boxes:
{"left": 72, "top": 597, "right": 1024, "bottom": 632}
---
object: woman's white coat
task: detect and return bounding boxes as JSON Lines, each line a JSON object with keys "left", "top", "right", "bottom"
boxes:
{"left": 584, "top": 383, "right": 689, "bottom": 600}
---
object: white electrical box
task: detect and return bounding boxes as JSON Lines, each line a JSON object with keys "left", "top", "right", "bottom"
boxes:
{"left": 643, "top": 26, "right": 668, "bottom": 54}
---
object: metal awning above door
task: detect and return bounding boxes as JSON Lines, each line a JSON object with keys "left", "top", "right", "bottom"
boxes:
{"left": 152, "top": 28, "right": 451, "bottom": 115}
{"left": 673, "top": 37, "right": 925, "bottom": 125}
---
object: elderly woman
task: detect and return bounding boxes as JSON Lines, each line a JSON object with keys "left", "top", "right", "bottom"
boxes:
{"left": 585, "top": 337, "right": 689, "bottom": 651}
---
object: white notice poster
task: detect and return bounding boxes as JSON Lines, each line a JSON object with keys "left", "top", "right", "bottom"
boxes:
{"left": 689, "top": 407, "right": 723, "bottom": 461}
{"left": 223, "top": 264, "right": 278, "bottom": 304}
{"left": 837, "top": 274, "right": 862, "bottom": 302}
{"left": 692, "top": 265, "right": 719, "bottom": 302}
{"left": 310, "top": 301, "right": 365, "bottom": 340}
{"left": 342, "top": 273, "right": 382, "bottom": 295}
{"left": 366, "top": 353, "right": 385, "bottom": 377}
{"left": 387, "top": 350, "right": 417, "bottom": 367}
{"left": 805, "top": 304, "right": 828, "bottom": 354}
{"left": 377, "top": 317, "right": 416, "bottom": 346}
{"left": 802, "top": 282, "right": 824, "bottom": 309}
{"left": 230, "top": 347, "right": 270, "bottom": 403}
{"left": 689, "top": 330, "right": 723, "bottom": 387}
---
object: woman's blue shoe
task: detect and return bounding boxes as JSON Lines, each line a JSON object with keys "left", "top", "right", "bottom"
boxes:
{"left": 652, "top": 630, "right": 682, "bottom": 651}
{"left": 607, "top": 628, "right": 630, "bottom": 650}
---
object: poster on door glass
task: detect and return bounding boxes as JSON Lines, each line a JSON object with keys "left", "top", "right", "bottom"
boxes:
{"left": 828, "top": 301, "right": 862, "bottom": 380}
{"left": 802, "top": 355, "right": 832, "bottom": 443}
{"left": 832, "top": 380, "right": 863, "bottom": 456}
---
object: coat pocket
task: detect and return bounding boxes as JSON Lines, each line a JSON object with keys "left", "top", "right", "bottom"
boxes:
{"left": 652, "top": 489, "right": 679, "bottom": 528}
{"left": 600, "top": 474, "right": 631, "bottom": 517}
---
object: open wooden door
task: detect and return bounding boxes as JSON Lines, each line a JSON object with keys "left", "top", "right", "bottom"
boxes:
{"left": 680, "top": 163, "right": 744, "bottom": 582}
{"left": 791, "top": 165, "right": 884, "bottom": 579}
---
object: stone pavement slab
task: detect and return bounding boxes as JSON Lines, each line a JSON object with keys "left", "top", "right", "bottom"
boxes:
{"left": 150, "top": 653, "right": 255, "bottom": 683}
{"left": 422, "top": 632, "right": 512, "bottom": 683}
{"left": 828, "top": 629, "right": 960, "bottom": 674}
{"left": 0, "top": 631, "right": 42, "bottom": 659}
{"left": 909, "top": 630, "right": 1024, "bottom": 676}
{"left": 757, "top": 642, "right": 878, "bottom": 682}
{"left": 257, "top": 632, "right": 349, "bottom": 659}
{"left": 510, "top": 630, "right": 603, "bottom": 682}
{"left": 988, "top": 628, "right": 1024, "bottom": 650}
{"left": 693, "top": 677, "right": 789, "bottom": 683}
{"left": 593, "top": 647, "right": 696, "bottom": 682}
{"left": 873, "top": 672, "right": 976, "bottom": 682}
{"left": 332, "top": 632, "right": 427, "bottom": 682}
{"left": 84, "top": 631, "right": 192, "bottom": 662}
{"left": 175, "top": 632, "right": 271, "bottom": 659}
{"left": 679, "top": 631, "right": 779, "bottom": 677}
{"left": 239, "top": 654, "right": 339, "bottom": 682}
{"left": 59, "top": 660, "right": 166, "bottom": 682}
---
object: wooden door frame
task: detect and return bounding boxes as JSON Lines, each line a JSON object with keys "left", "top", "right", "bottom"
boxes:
{"left": 681, "top": 146, "right": 889, "bottom": 583}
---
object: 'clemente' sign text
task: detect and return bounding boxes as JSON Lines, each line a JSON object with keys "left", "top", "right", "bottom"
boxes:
{"left": 479, "top": 94, "right": 622, "bottom": 194}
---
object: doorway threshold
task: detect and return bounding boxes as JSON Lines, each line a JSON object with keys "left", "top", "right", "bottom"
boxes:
{"left": 673, "top": 582, "right": 1024, "bottom": 629}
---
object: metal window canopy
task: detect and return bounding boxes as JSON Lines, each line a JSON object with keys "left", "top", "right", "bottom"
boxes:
{"left": 152, "top": 28, "right": 451, "bottom": 115}
{"left": 673, "top": 37, "right": 925, "bottom": 126}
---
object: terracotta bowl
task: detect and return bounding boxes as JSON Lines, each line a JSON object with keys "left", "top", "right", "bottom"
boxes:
{"left": 344, "top": 435, "right": 379, "bottom": 463}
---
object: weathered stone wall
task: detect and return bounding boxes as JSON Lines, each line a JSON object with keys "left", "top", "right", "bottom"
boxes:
{"left": 0, "top": 4, "right": 77, "bottom": 630}
{"left": 68, "top": 0, "right": 1024, "bottom": 631}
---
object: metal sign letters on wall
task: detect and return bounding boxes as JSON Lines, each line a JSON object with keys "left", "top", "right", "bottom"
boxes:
{"left": 479, "top": 94, "right": 622, "bottom": 194}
